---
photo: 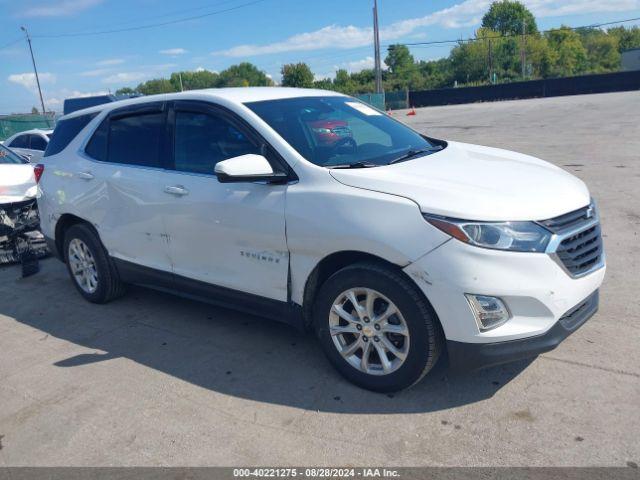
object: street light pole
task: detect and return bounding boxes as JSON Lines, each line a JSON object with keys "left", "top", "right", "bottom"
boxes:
{"left": 521, "top": 21, "right": 526, "bottom": 80}
{"left": 373, "top": 0, "right": 383, "bottom": 94}
{"left": 20, "top": 26, "right": 46, "bottom": 115}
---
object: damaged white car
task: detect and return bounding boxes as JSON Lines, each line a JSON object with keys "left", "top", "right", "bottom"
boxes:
{"left": 0, "top": 143, "right": 47, "bottom": 268}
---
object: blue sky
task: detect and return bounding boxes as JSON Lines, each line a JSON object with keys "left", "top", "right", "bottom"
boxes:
{"left": 1, "top": 0, "right": 639, "bottom": 113}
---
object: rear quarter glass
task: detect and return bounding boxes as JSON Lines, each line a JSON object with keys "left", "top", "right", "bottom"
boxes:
{"left": 45, "top": 113, "right": 98, "bottom": 157}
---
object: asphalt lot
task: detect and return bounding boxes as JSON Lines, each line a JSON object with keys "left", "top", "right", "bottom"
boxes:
{"left": 0, "top": 91, "right": 638, "bottom": 467}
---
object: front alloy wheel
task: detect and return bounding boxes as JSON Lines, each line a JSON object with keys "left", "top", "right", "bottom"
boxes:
{"left": 330, "top": 288, "right": 409, "bottom": 375}
{"left": 314, "top": 262, "right": 442, "bottom": 392}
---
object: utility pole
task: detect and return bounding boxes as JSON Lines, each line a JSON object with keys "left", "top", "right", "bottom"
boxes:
{"left": 521, "top": 21, "right": 526, "bottom": 80}
{"left": 488, "top": 39, "right": 493, "bottom": 84}
{"left": 20, "top": 26, "right": 46, "bottom": 115}
{"left": 373, "top": 0, "right": 383, "bottom": 94}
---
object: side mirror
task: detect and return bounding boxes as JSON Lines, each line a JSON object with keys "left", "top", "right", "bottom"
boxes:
{"left": 215, "top": 154, "right": 286, "bottom": 183}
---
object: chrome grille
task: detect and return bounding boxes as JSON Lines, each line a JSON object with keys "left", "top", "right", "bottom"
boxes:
{"left": 541, "top": 203, "right": 604, "bottom": 277}
{"left": 556, "top": 224, "right": 602, "bottom": 275}
{"left": 539, "top": 205, "right": 593, "bottom": 232}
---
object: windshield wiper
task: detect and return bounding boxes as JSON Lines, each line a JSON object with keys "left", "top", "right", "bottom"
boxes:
{"left": 388, "top": 146, "right": 443, "bottom": 165}
{"left": 328, "top": 161, "right": 379, "bottom": 169}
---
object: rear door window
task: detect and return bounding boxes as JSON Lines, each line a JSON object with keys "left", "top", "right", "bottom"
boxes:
{"left": 85, "top": 118, "right": 108, "bottom": 161}
{"left": 107, "top": 112, "right": 165, "bottom": 168}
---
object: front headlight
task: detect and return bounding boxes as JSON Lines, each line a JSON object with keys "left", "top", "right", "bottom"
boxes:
{"left": 424, "top": 214, "right": 552, "bottom": 252}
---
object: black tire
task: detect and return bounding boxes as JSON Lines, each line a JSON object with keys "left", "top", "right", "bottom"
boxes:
{"left": 313, "top": 262, "right": 443, "bottom": 392}
{"left": 63, "top": 223, "right": 126, "bottom": 303}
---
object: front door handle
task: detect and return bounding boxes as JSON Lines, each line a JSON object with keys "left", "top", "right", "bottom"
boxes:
{"left": 164, "top": 185, "right": 189, "bottom": 196}
{"left": 77, "top": 171, "right": 94, "bottom": 180}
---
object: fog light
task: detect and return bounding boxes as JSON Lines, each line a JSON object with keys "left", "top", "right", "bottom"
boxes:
{"left": 465, "top": 294, "right": 510, "bottom": 331}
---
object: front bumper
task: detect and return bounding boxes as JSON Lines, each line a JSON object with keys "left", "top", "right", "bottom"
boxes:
{"left": 0, "top": 199, "right": 48, "bottom": 264}
{"left": 446, "top": 290, "right": 599, "bottom": 371}
{"left": 404, "top": 235, "right": 605, "bottom": 344}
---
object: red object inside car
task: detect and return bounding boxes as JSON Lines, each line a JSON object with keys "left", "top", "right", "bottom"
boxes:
{"left": 309, "top": 120, "right": 352, "bottom": 146}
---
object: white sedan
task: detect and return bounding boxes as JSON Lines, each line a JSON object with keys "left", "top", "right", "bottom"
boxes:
{"left": 0, "top": 143, "right": 46, "bottom": 264}
{"left": 0, "top": 143, "right": 38, "bottom": 202}
{"left": 2, "top": 128, "right": 53, "bottom": 163}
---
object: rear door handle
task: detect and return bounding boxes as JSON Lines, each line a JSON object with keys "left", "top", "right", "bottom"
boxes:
{"left": 164, "top": 185, "right": 189, "bottom": 196}
{"left": 77, "top": 171, "right": 94, "bottom": 180}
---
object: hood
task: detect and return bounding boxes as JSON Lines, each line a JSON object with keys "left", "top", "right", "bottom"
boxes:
{"left": 329, "top": 141, "right": 590, "bottom": 221}
{"left": 0, "top": 164, "right": 37, "bottom": 204}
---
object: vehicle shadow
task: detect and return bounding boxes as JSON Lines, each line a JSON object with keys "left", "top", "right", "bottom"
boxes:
{"left": 2, "top": 259, "right": 532, "bottom": 414}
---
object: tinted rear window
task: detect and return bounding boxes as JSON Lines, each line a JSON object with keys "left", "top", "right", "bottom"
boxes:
{"left": 29, "top": 134, "right": 48, "bottom": 151}
{"left": 8, "top": 135, "right": 28, "bottom": 149}
{"left": 44, "top": 113, "right": 97, "bottom": 157}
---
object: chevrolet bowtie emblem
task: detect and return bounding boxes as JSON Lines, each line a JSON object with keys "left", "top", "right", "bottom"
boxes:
{"left": 585, "top": 206, "right": 594, "bottom": 219}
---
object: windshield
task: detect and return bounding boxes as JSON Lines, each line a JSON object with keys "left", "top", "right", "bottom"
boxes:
{"left": 0, "top": 143, "right": 27, "bottom": 164}
{"left": 246, "top": 96, "right": 437, "bottom": 167}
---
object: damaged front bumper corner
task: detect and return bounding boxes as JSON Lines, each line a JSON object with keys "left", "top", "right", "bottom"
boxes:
{"left": 0, "top": 198, "right": 49, "bottom": 264}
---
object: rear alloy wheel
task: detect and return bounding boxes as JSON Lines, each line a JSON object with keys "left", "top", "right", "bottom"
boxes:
{"left": 314, "top": 262, "right": 442, "bottom": 392}
{"left": 63, "top": 223, "right": 126, "bottom": 303}
{"left": 68, "top": 238, "right": 99, "bottom": 294}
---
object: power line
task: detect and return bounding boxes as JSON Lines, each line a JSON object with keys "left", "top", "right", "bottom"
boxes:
{"left": 0, "top": 37, "right": 23, "bottom": 50}
{"left": 37, "top": 0, "right": 248, "bottom": 37}
{"left": 281, "top": 15, "right": 640, "bottom": 68}
{"left": 32, "top": 0, "right": 268, "bottom": 39}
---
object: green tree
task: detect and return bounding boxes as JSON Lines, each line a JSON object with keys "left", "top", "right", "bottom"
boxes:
{"left": 545, "top": 27, "right": 588, "bottom": 77}
{"left": 135, "top": 78, "right": 177, "bottom": 95}
{"left": 170, "top": 70, "right": 219, "bottom": 91}
{"left": 578, "top": 29, "right": 620, "bottom": 73}
{"left": 332, "top": 69, "right": 357, "bottom": 94}
{"left": 312, "top": 78, "right": 334, "bottom": 90}
{"left": 525, "top": 32, "right": 554, "bottom": 78}
{"left": 217, "top": 62, "right": 273, "bottom": 87}
{"left": 385, "top": 44, "right": 414, "bottom": 75}
{"left": 608, "top": 26, "right": 640, "bottom": 52}
{"left": 416, "top": 58, "right": 454, "bottom": 89}
{"left": 31, "top": 106, "right": 39, "bottom": 114}
{"left": 115, "top": 87, "right": 136, "bottom": 95}
{"left": 482, "top": 0, "right": 537, "bottom": 36}
{"left": 281, "top": 63, "right": 315, "bottom": 88}
{"left": 450, "top": 33, "right": 492, "bottom": 85}
{"left": 349, "top": 69, "right": 376, "bottom": 93}
{"left": 384, "top": 44, "right": 421, "bottom": 90}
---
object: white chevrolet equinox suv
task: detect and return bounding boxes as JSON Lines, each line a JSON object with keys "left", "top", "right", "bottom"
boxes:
{"left": 38, "top": 88, "right": 605, "bottom": 392}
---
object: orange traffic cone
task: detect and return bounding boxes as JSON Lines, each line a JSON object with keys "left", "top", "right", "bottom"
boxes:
{"left": 406, "top": 106, "right": 416, "bottom": 116}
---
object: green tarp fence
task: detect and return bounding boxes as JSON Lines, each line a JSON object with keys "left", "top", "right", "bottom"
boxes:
{"left": 356, "top": 93, "right": 385, "bottom": 111}
{"left": 355, "top": 91, "right": 409, "bottom": 111}
{"left": 385, "top": 90, "right": 409, "bottom": 110}
{"left": 0, "top": 114, "right": 56, "bottom": 142}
